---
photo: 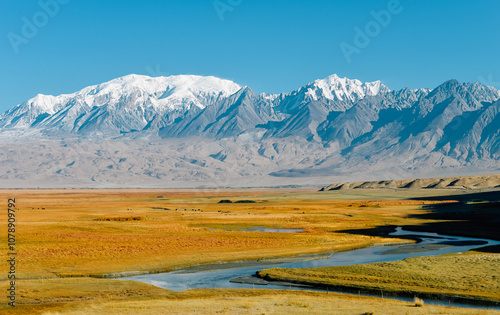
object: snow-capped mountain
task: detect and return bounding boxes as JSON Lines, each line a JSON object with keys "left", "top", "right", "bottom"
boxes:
{"left": 0, "top": 74, "right": 241, "bottom": 134}
{"left": 304, "top": 74, "right": 390, "bottom": 103}
{"left": 0, "top": 73, "right": 392, "bottom": 138}
{"left": 0, "top": 74, "right": 499, "bottom": 188}
{"left": 159, "top": 86, "right": 280, "bottom": 139}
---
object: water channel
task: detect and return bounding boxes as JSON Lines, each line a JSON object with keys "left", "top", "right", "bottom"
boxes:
{"left": 121, "top": 227, "right": 500, "bottom": 309}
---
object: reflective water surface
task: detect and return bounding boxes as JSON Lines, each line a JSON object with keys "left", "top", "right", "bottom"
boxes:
{"left": 122, "top": 227, "right": 500, "bottom": 309}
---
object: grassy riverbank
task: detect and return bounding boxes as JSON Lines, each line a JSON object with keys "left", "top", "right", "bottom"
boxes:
{"left": 258, "top": 250, "right": 500, "bottom": 305}
{"left": 0, "top": 188, "right": 437, "bottom": 279}
{"left": 1, "top": 188, "right": 498, "bottom": 313}
{"left": 1, "top": 278, "right": 498, "bottom": 314}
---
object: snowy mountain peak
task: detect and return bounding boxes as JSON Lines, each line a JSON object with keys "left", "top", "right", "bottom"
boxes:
{"left": 84, "top": 74, "right": 242, "bottom": 110}
{"left": 1, "top": 74, "right": 499, "bottom": 145}
{"left": 305, "top": 74, "right": 390, "bottom": 102}
{"left": 103, "top": 74, "right": 240, "bottom": 94}
{"left": 1, "top": 75, "right": 500, "bottom": 188}
{"left": 0, "top": 74, "right": 242, "bottom": 131}
{"left": 27, "top": 94, "right": 63, "bottom": 114}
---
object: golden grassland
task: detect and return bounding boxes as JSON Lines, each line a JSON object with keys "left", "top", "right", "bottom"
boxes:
{"left": 0, "top": 188, "right": 498, "bottom": 314}
{"left": 1, "top": 278, "right": 498, "bottom": 314}
{"left": 0, "top": 188, "right": 450, "bottom": 279}
{"left": 258, "top": 250, "right": 500, "bottom": 304}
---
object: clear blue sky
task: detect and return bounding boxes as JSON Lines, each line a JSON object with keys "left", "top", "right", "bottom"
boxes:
{"left": 1, "top": 0, "right": 499, "bottom": 113}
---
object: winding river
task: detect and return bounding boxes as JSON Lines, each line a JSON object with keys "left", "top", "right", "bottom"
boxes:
{"left": 121, "top": 227, "right": 500, "bottom": 309}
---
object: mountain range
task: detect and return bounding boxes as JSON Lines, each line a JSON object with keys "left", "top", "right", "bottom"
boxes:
{"left": 0, "top": 74, "right": 499, "bottom": 188}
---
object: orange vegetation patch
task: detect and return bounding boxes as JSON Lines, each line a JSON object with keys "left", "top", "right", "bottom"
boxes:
{"left": 0, "top": 189, "right": 441, "bottom": 278}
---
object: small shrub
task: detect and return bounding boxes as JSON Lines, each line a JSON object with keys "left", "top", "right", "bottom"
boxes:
{"left": 289, "top": 301, "right": 310, "bottom": 308}
{"left": 234, "top": 200, "right": 257, "bottom": 203}
{"left": 414, "top": 296, "right": 424, "bottom": 307}
{"left": 218, "top": 200, "right": 233, "bottom": 203}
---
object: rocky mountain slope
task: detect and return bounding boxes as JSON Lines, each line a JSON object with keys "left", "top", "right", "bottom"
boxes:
{"left": 0, "top": 74, "right": 241, "bottom": 135}
{"left": 0, "top": 74, "right": 498, "bottom": 188}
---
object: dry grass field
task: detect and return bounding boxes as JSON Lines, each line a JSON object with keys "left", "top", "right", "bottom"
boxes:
{"left": 258, "top": 250, "right": 500, "bottom": 304}
{"left": 0, "top": 188, "right": 498, "bottom": 314}
{"left": 0, "top": 188, "right": 441, "bottom": 279}
{"left": 1, "top": 278, "right": 498, "bottom": 314}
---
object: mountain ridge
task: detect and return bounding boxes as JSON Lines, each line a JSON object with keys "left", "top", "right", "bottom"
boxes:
{"left": 320, "top": 173, "right": 500, "bottom": 191}
{"left": 0, "top": 74, "right": 242, "bottom": 134}
{"left": 0, "top": 74, "right": 499, "bottom": 188}
{"left": 0, "top": 73, "right": 393, "bottom": 137}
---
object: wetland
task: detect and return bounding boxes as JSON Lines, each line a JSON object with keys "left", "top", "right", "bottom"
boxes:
{"left": 1, "top": 188, "right": 499, "bottom": 314}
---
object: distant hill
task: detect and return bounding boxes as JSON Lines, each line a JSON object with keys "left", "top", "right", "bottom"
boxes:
{"left": 320, "top": 174, "right": 500, "bottom": 191}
